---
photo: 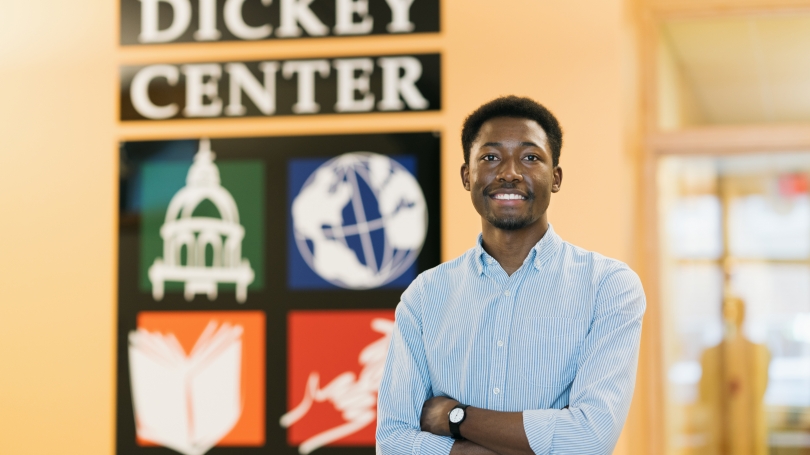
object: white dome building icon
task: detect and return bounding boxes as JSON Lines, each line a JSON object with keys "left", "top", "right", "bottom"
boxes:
{"left": 148, "top": 139, "right": 255, "bottom": 303}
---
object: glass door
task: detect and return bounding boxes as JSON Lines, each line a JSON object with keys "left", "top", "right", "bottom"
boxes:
{"left": 659, "top": 153, "right": 810, "bottom": 455}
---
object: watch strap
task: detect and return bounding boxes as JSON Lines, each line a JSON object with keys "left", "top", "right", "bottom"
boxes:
{"left": 448, "top": 404, "right": 469, "bottom": 440}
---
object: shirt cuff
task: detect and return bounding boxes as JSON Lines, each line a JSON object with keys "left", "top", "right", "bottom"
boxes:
{"left": 413, "top": 431, "right": 454, "bottom": 455}
{"left": 523, "top": 409, "right": 558, "bottom": 455}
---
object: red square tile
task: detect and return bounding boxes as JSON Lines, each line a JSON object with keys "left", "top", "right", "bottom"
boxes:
{"left": 283, "top": 309, "right": 395, "bottom": 451}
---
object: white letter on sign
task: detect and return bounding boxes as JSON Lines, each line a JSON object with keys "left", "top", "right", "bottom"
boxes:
{"left": 276, "top": 0, "right": 329, "bottom": 37}
{"left": 138, "top": 0, "right": 192, "bottom": 43}
{"left": 334, "top": 0, "right": 373, "bottom": 35}
{"left": 225, "top": 62, "right": 279, "bottom": 116}
{"left": 334, "top": 58, "right": 375, "bottom": 113}
{"left": 377, "top": 57, "right": 428, "bottom": 111}
{"left": 182, "top": 64, "right": 223, "bottom": 117}
{"left": 282, "top": 60, "right": 331, "bottom": 114}
{"left": 194, "top": 0, "right": 221, "bottom": 40}
{"left": 130, "top": 65, "right": 180, "bottom": 119}
{"left": 384, "top": 0, "right": 415, "bottom": 33}
{"left": 224, "top": 0, "right": 274, "bottom": 40}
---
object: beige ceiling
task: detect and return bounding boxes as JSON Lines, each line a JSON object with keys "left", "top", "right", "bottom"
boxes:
{"left": 663, "top": 14, "right": 810, "bottom": 125}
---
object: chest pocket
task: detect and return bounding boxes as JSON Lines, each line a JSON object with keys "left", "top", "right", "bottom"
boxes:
{"left": 515, "top": 317, "right": 590, "bottom": 388}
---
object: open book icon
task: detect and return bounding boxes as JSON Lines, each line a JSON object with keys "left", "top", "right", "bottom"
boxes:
{"left": 128, "top": 321, "right": 244, "bottom": 455}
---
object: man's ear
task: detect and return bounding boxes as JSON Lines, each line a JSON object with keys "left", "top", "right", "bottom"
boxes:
{"left": 552, "top": 166, "right": 563, "bottom": 193}
{"left": 460, "top": 163, "right": 470, "bottom": 191}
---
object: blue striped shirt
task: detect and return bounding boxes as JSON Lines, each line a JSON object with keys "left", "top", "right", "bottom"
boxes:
{"left": 376, "top": 225, "right": 646, "bottom": 455}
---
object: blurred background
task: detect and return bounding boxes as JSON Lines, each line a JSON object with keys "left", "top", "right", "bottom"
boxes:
{"left": 1, "top": 0, "right": 810, "bottom": 454}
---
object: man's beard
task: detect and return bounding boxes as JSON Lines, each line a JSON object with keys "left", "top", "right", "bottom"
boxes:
{"left": 485, "top": 212, "right": 535, "bottom": 230}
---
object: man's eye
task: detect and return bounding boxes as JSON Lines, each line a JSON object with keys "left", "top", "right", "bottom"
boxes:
{"left": 482, "top": 155, "right": 498, "bottom": 161}
{"left": 524, "top": 155, "right": 540, "bottom": 161}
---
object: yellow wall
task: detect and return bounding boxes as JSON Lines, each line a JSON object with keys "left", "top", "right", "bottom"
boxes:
{"left": 0, "top": 1, "right": 641, "bottom": 454}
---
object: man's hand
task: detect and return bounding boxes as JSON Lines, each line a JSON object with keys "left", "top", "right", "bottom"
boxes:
{"left": 420, "top": 396, "right": 459, "bottom": 437}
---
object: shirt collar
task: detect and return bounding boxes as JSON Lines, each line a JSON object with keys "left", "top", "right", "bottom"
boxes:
{"left": 473, "top": 223, "right": 563, "bottom": 275}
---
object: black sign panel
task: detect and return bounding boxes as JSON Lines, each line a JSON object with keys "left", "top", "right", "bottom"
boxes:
{"left": 120, "top": 0, "right": 440, "bottom": 45}
{"left": 117, "top": 132, "right": 440, "bottom": 455}
{"left": 120, "top": 53, "right": 440, "bottom": 121}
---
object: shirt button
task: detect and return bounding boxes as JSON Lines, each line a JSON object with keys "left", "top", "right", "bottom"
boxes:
{"left": 493, "top": 387, "right": 500, "bottom": 395}
{"left": 497, "top": 340, "right": 504, "bottom": 347}
{"left": 504, "top": 290, "right": 510, "bottom": 296}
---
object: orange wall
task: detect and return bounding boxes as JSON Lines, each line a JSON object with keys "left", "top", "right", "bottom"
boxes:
{"left": 0, "top": 1, "right": 640, "bottom": 454}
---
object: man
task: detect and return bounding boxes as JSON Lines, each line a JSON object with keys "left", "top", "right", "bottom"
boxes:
{"left": 376, "top": 96, "right": 646, "bottom": 455}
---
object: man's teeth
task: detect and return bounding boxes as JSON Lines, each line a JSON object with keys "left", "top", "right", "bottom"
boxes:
{"left": 493, "top": 193, "right": 525, "bottom": 200}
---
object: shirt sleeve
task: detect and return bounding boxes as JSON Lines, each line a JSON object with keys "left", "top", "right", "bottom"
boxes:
{"left": 376, "top": 276, "right": 455, "bottom": 455}
{"left": 523, "top": 265, "right": 646, "bottom": 455}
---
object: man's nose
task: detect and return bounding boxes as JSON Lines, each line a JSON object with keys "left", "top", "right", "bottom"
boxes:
{"left": 497, "top": 156, "right": 523, "bottom": 182}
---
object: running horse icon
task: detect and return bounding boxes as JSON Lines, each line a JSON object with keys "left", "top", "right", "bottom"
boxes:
{"left": 280, "top": 318, "right": 394, "bottom": 454}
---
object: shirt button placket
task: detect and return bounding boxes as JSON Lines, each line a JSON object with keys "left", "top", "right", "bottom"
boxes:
{"left": 494, "top": 286, "right": 515, "bottom": 404}
{"left": 488, "top": 282, "right": 510, "bottom": 407}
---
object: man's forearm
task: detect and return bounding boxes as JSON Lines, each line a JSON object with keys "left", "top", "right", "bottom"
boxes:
{"left": 458, "top": 407, "right": 533, "bottom": 455}
{"left": 450, "top": 439, "right": 502, "bottom": 455}
{"left": 421, "top": 397, "right": 534, "bottom": 455}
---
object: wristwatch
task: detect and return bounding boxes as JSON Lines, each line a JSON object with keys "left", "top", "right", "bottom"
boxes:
{"left": 448, "top": 403, "right": 469, "bottom": 439}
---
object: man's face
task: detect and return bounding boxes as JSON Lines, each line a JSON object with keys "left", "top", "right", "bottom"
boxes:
{"left": 461, "top": 117, "right": 562, "bottom": 231}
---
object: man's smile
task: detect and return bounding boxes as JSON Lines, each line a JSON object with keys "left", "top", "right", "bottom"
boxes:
{"left": 491, "top": 193, "right": 527, "bottom": 200}
{"left": 486, "top": 187, "right": 531, "bottom": 204}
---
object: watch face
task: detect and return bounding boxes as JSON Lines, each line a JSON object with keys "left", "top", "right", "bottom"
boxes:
{"left": 449, "top": 408, "right": 465, "bottom": 423}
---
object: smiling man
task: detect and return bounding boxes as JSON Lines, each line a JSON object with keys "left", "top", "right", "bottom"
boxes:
{"left": 376, "top": 96, "right": 646, "bottom": 455}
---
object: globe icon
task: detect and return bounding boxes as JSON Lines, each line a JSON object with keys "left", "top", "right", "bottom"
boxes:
{"left": 291, "top": 152, "right": 428, "bottom": 289}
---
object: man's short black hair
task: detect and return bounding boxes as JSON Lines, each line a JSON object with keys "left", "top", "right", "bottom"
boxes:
{"left": 461, "top": 96, "right": 563, "bottom": 166}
